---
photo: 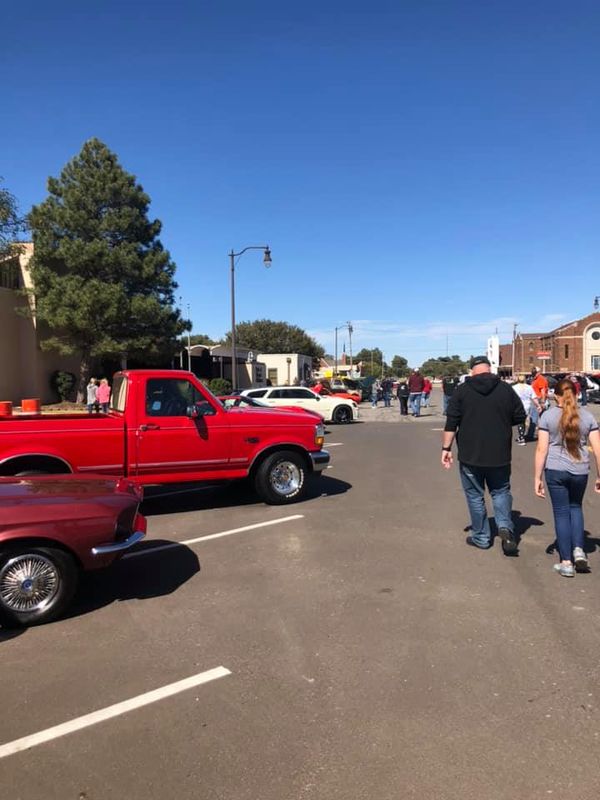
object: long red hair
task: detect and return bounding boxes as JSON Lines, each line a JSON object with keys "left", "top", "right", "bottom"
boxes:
{"left": 555, "top": 379, "right": 581, "bottom": 460}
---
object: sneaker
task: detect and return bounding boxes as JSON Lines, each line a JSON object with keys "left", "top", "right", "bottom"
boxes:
{"left": 516, "top": 440, "right": 526, "bottom": 446}
{"left": 553, "top": 563, "right": 575, "bottom": 578}
{"left": 465, "top": 535, "right": 491, "bottom": 550}
{"left": 498, "top": 528, "right": 518, "bottom": 556}
{"left": 573, "top": 547, "right": 590, "bottom": 573}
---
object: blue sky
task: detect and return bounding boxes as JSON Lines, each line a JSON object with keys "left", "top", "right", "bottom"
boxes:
{"left": 3, "top": 0, "right": 600, "bottom": 365}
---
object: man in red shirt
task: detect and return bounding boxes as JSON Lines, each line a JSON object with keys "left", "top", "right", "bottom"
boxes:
{"left": 408, "top": 369, "right": 425, "bottom": 417}
{"left": 527, "top": 368, "right": 548, "bottom": 441}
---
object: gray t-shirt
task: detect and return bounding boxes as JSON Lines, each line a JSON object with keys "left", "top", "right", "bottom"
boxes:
{"left": 539, "top": 406, "right": 598, "bottom": 474}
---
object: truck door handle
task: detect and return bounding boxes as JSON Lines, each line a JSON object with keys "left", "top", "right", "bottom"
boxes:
{"left": 140, "top": 423, "right": 160, "bottom": 431}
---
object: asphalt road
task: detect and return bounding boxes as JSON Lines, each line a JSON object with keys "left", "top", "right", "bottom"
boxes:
{"left": 3, "top": 397, "right": 600, "bottom": 800}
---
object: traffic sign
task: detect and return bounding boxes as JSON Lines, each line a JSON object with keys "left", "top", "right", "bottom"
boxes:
{"left": 536, "top": 351, "right": 551, "bottom": 359}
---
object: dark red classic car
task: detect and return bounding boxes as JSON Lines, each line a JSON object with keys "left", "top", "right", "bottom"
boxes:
{"left": 0, "top": 476, "right": 146, "bottom": 627}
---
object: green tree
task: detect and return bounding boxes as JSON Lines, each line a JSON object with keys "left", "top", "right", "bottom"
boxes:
{"left": 420, "top": 355, "right": 468, "bottom": 378}
{"left": 225, "top": 319, "right": 324, "bottom": 359}
{"left": 355, "top": 347, "right": 383, "bottom": 367}
{"left": 189, "top": 333, "right": 219, "bottom": 346}
{"left": 0, "top": 179, "right": 24, "bottom": 260}
{"left": 390, "top": 355, "right": 409, "bottom": 377}
{"left": 27, "top": 139, "right": 187, "bottom": 399}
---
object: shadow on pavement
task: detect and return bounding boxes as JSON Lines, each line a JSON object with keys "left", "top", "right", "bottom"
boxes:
{"left": 545, "top": 531, "right": 600, "bottom": 556}
{"left": 141, "top": 475, "right": 352, "bottom": 517}
{"left": 64, "top": 542, "right": 200, "bottom": 621}
{"left": 0, "top": 626, "right": 26, "bottom": 643}
{"left": 464, "top": 510, "right": 545, "bottom": 543}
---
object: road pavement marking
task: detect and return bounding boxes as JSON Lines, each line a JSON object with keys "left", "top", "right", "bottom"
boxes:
{"left": 0, "top": 666, "right": 231, "bottom": 760}
{"left": 326, "top": 442, "right": 344, "bottom": 446}
{"left": 431, "top": 428, "right": 444, "bottom": 431}
{"left": 124, "top": 514, "right": 305, "bottom": 558}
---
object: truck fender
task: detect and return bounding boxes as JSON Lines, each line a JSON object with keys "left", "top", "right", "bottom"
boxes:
{"left": 0, "top": 454, "right": 73, "bottom": 476}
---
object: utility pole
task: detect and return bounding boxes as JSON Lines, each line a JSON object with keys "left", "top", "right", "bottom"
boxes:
{"left": 512, "top": 323, "right": 517, "bottom": 377}
{"left": 187, "top": 303, "right": 192, "bottom": 371}
{"left": 347, "top": 321, "right": 353, "bottom": 377}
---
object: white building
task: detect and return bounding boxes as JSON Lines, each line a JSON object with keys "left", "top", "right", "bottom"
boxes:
{"left": 257, "top": 353, "right": 313, "bottom": 386}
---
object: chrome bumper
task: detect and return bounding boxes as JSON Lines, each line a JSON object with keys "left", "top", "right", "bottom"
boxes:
{"left": 310, "top": 449, "right": 330, "bottom": 472}
{"left": 92, "top": 530, "right": 145, "bottom": 556}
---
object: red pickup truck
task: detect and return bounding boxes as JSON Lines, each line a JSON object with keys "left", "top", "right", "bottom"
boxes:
{"left": 0, "top": 370, "right": 330, "bottom": 505}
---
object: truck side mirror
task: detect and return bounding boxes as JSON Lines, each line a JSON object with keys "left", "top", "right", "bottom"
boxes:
{"left": 188, "top": 401, "right": 216, "bottom": 418}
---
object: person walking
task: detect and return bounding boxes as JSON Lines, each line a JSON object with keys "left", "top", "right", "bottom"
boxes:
{"left": 528, "top": 367, "right": 549, "bottom": 440}
{"left": 397, "top": 379, "right": 409, "bottom": 415}
{"left": 442, "top": 375, "right": 458, "bottom": 415}
{"left": 441, "top": 356, "right": 526, "bottom": 554}
{"left": 534, "top": 379, "right": 600, "bottom": 577}
{"left": 577, "top": 373, "right": 588, "bottom": 406}
{"left": 96, "top": 378, "right": 111, "bottom": 413}
{"left": 512, "top": 374, "right": 541, "bottom": 445}
{"left": 421, "top": 376, "right": 433, "bottom": 407}
{"left": 408, "top": 369, "right": 425, "bottom": 417}
{"left": 381, "top": 377, "right": 392, "bottom": 407}
{"left": 371, "top": 379, "right": 380, "bottom": 408}
{"left": 86, "top": 377, "right": 98, "bottom": 414}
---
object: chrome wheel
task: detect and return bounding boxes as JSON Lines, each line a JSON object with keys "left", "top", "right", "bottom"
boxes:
{"left": 270, "top": 460, "right": 302, "bottom": 496}
{"left": 0, "top": 553, "right": 60, "bottom": 613}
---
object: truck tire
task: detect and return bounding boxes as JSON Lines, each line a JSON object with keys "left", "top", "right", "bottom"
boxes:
{"left": 333, "top": 405, "right": 353, "bottom": 424}
{"left": 0, "top": 546, "right": 78, "bottom": 627}
{"left": 254, "top": 450, "right": 306, "bottom": 505}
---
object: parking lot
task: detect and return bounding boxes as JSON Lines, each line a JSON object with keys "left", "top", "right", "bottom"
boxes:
{"left": 3, "top": 396, "right": 600, "bottom": 800}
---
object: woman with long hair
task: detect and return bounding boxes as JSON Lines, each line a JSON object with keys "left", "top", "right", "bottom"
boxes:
{"left": 534, "top": 379, "right": 600, "bottom": 577}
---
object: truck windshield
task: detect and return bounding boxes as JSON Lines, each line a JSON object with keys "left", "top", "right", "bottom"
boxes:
{"left": 110, "top": 376, "right": 128, "bottom": 413}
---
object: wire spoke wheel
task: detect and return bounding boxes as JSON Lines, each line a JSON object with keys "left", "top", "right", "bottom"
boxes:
{"left": 0, "top": 554, "right": 60, "bottom": 614}
{"left": 270, "top": 460, "right": 302, "bottom": 497}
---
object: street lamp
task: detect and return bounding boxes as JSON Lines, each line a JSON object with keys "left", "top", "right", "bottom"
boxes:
{"left": 229, "top": 246, "right": 272, "bottom": 391}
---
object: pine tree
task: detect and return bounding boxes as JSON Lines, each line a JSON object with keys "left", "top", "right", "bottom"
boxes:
{"left": 28, "top": 139, "right": 187, "bottom": 399}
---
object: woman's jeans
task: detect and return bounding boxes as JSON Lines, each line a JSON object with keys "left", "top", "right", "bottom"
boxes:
{"left": 545, "top": 469, "right": 588, "bottom": 561}
{"left": 459, "top": 463, "right": 513, "bottom": 547}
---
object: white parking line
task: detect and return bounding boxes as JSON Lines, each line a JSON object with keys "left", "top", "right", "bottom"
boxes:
{"left": 124, "top": 514, "right": 305, "bottom": 558}
{"left": 0, "top": 666, "right": 231, "bottom": 760}
{"left": 326, "top": 442, "right": 344, "bottom": 447}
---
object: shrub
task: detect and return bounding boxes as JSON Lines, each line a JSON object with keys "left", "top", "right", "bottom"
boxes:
{"left": 208, "top": 378, "right": 232, "bottom": 396}
{"left": 50, "top": 370, "right": 76, "bottom": 402}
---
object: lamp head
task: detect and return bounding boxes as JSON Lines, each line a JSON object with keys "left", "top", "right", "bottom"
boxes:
{"left": 263, "top": 247, "right": 272, "bottom": 268}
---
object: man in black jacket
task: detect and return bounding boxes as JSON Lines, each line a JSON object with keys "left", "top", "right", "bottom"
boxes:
{"left": 441, "top": 356, "right": 526, "bottom": 554}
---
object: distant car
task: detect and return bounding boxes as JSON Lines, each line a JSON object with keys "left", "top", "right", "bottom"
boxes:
{"left": 242, "top": 386, "right": 358, "bottom": 424}
{"left": 218, "top": 394, "right": 325, "bottom": 421}
{"left": 0, "top": 475, "right": 146, "bottom": 627}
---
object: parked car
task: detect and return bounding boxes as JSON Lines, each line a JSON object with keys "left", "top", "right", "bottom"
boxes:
{"left": 0, "top": 370, "right": 329, "bottom": 505}
{"left": 0, "top": 475, "right": 146, "bottom": 627}
{"left": 242, "top": 386, "right": 358, "bottom": 424}
{"left": 218, "top": 394, "right": 325, "bottom": 421}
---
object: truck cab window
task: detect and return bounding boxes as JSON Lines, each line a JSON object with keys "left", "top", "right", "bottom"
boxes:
{"left": 146, "top": 379, "right": 202, "bottom": 417}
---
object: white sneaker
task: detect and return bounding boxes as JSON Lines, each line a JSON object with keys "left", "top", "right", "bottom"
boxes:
{"left": 573, "top": 548, "right": 590, "bottom": 573}
{"left": 553, "top": 563, "right": 575, "bottom": 577}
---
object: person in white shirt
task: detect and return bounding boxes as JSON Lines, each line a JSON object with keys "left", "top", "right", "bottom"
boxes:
{"left": 512, "top": 374, "right": 541, "bottom": 445}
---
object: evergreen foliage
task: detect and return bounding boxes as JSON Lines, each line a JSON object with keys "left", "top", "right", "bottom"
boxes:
{"left": 0, "top": 179, "right": 24, "bottom": 260}
{"left": 27, "top": 139, "right": 187, "bottom": 398}
{"left": 225, "top": 319, "right": 324, "bottom": 359}
{"left": 420, "top": 355, "right": 468, "bottom": 378}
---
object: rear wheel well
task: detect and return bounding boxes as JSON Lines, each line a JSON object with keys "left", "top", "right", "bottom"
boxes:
{"left": 0, "top": 456, "right": 72, "bottom": 476}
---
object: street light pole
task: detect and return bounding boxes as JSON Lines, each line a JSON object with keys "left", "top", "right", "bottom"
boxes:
{"left": 187, "top": 303, "right": 192, "bottom": 371}
{"left": 348, "top": 322, "right": 354, "bottom": 377}
{"left": 229, "top": 246, "right": 272, "bottom": 391}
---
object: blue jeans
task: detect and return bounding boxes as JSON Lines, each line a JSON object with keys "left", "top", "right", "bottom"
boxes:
{"left": 409, "top": 393, "right": 422, "bottom": 416}
{"left": 526, "top": 404, "right": 539, "bottom": 440}
{"left": 545, "top": 469, "right": 588, "bottom": 561}
{"left": 383, "top": 392, "right": 391, "bottom": 407}
{"left": 459, "top": 463, "right": 513, "bottom": 546}
{"left": 443, "top": 394, "right": 451, "bottom": 414}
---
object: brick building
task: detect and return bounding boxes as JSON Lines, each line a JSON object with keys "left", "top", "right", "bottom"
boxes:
{"left": 499, "top": 312, "right": 600, "bottom": 376}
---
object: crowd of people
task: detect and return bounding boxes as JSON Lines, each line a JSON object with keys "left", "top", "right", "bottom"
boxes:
{"left": 86, "top": 377, "right": 111, "bottom": 413}
{"left": 440, "top": 356, "right": 600, "bottom": 578}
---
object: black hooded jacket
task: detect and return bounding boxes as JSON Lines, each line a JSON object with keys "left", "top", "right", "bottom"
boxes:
{"left": 444, "top": 374, "right": 526, "bottom": 467}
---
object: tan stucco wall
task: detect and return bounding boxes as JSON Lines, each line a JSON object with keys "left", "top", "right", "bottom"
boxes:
{"left": 0, "top": 244, "right": 81, "bottom": 405}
